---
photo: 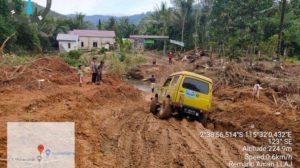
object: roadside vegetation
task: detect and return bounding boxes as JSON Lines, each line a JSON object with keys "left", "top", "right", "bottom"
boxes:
{"left": 59, "top": 45, "right": 146, "bottom": 76}
{"left": 1, "top": 0, "right": 300, "bottom": 61}
{"left": 0, "top": 55, "right": 34, "bottom": 67}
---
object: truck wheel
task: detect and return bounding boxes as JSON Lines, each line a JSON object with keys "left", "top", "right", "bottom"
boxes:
{"left": 198, "top": 113, "right": 207, "bottom": 124}
{"left": 150, "top": 99, "right": 158, "bottom": 114}
{"left": 158, "top": 96, "right": 172, "bottom": 119}
{"left": 187, "top": 116, "right": 195, "bottom": 122}
{"left": 175, "top": 112, "right": 184, "bottom": 121}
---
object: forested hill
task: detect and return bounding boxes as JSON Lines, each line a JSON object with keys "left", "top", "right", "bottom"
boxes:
{"left": 0, "top": 0, "right": 299, "bottom": 59}
{"left": 32, "top": 2, "right": 150, "bottom": 24}
{"left": 83, "top": 12, "right": 152, "bottom": 25}
{"left": 30, "top": 2, "right": 67, "bottom": 20}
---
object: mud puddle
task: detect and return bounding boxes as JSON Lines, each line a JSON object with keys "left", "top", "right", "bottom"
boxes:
{"left": 124, "top": 79, "right": 152, "bottom": 93}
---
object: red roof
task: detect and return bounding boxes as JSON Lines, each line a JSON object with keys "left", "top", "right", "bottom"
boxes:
{"left": 69, "top": 30, "right": 116, "bottom": 38}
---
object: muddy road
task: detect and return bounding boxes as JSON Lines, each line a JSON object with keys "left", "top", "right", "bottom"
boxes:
{"left": 0, "top": 55, "right": 298, "bottom": 167}
{"left": 0, "top": 82, "right": 255, "bottom": 168}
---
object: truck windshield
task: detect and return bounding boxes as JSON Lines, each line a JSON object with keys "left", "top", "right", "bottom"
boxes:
{"left": 182, "top": 77, "right": 209, "bottom": 94}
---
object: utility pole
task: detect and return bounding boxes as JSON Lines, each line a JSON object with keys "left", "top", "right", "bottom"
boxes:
{"left": 277, "top": 0, "right": 287, "bottom": 59}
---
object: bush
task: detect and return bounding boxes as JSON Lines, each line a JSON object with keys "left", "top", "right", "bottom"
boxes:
{"left": 60, "top": 50, "right": 82, "bottom": 67}
{"left": 68, "top": 50, "right": 82, "bottom": 59}
{"left": 106, "top": 52, "right": 146, "bottom": 76}
{"left": 107, "top": 54, "right": 126, "bottom": 76}
{"left": 119, "top": 53, "right": 126, "bottom": 62}
{"left": 99, "top": 47, "right": 108, "bottom": 54}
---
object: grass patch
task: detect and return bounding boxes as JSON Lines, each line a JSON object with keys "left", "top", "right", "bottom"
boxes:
{"left": 0, "top": 55, "right": 34, "bottom": 67}
{"left": 285, "top": 56, "right": 300, "bottom": 65}
{"left": 107, "top": 52, "right": 146, "bottom": 76}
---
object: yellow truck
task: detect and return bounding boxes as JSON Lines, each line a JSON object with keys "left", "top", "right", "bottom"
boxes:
{"left": 150, "top": 71, "right": 213, "bottom": 121}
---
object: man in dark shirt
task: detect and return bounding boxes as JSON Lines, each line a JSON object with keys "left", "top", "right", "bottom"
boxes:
{"left": 148, "top": 75, "right": 156, "bottom": 93}
{"left": 90, "top": 58, "right": 98, "bottom": 84}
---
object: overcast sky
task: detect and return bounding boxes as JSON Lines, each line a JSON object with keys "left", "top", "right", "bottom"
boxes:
{"left": 32, "top": 0, "right": 171, "bottom": 16}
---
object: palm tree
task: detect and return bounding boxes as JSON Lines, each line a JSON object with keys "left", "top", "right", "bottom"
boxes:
{"left": 154, "top": 2, "right": 172, "bottom": 36}
{"left": 139, "top": 2, "right": 172, "bottom": 55}
{"left": 153, "top": 2, "right": 172, "bottom": 56}
{"left": 140, "top": 2, "right": 172, "bottom": 36}
{"left": 74, "top": 13, "right": 85, "bottom": 29}
{"left": 172, "top": 0, "right": 194, "bottom": 46}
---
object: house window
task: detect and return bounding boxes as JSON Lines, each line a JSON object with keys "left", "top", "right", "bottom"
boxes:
{"left": 68, "top": 43, "right": 71, "bottom": 49}
{"left": 81, "top": 42, "right": 84, "bottom": 47}
{"left": 93, "top": 42, "right": 98, "bottom": 48}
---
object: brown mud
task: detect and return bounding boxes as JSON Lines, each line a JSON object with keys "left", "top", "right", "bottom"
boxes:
{"left": 0, "top": 53, "right": 299, "bottom": 167}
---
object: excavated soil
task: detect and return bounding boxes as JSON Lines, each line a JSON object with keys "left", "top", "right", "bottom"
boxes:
{"left": 0, "top": 55, "right": 299, "bottom": 167}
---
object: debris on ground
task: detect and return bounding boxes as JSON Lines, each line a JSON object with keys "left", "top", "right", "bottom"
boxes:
{"left": 0, "top": 57, "right": 77, "bottom": 89}
{"left": 0, "top": 52, "right": 299, "bottom": 167}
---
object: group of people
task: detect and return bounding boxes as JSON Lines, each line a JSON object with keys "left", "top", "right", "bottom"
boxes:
{"left": 77, "top": 57, "right": 105, "bottom": 87}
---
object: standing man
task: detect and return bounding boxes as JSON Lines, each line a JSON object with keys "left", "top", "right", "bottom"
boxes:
{"left": 97, "top": 60, "right": 105, "bottom": 84}
{"left": 90, "top": 57, "right": 98, "bottom": 84}
{"left": 149, "top": 75, "right": 156, "bottom": 93}
{"left": 168, "top": 52, "right": 174, "bottom": 64}
{"left": 144, "top": 75, "right": 156, "bottom": 93}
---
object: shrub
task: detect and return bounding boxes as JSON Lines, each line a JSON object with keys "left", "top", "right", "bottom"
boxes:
{"left": 119, "top": 53, "right": 126, "bottom": 62}
{"left": 60, "top": 50, "right": 82, "bottom": 67}
{"left": 68, "top": 50, "right": 82, "bottom": 59}
{"left": 107, "top": 54, "right": 126, "bottom": 76}
{"left": 99, "top": 47, "right": 108, "bottom": 54}
{"left": 106, "top": 52, "right": 146, "bottom": 76}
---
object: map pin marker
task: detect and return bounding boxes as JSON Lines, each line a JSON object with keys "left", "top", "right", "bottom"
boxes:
{"left": 45, "top": 149, "right": 51, "bottom": 157}
{"left": 37, "top": 155, "right": 42, "bottom": 162}
{"left": 37, "top": 144, "right": 44, "bottom": 155}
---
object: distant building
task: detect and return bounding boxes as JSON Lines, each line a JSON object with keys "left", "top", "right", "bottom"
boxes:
{"left": 56, "top": 34, "right": 79, "bottom": 52}
{"left": 69, "top": 30, "right": 116, "bottom": 50}
{"left": 56, "top": 30, "right": 116, "bottom": 52}
{"left": 130, "top": 35, "right": 169, "bottom": 56}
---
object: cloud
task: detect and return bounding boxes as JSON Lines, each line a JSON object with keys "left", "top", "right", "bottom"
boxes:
{"left": 32, "top": 0, "right": 171, "bottom": 16}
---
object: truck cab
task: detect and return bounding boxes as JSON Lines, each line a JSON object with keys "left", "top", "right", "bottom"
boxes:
{"left": 151, "top": 71, "right": 213, "bottom": 120}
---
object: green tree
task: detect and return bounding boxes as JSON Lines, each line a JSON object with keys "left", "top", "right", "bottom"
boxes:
{"left": 117, "top": 17, "right": 133, "bottom": 38}
{"left": 105, "top": 17, "right": 117, "bottom": 31}
{"left": 172, "top": 0, "right": 194, "bottom": 46}
{"left": 15, "top": 23, "right": 41, "bottom": 52}
{"left": 0, "top": 0, "right": 9, "bottom": 17}
{"left": 97, "top": 19, "right": 102, "bottom": 30}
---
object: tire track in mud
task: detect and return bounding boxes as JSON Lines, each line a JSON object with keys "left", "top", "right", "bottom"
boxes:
{"left": 103, "top": 102, "right": 253, "bottom": 168}
{"left": 167, "top": 120, "right": 226, "bottom": 168}
{"left": 103, "top": 107, "right": 141, "bottom": 167}
{"left": 1, "top": 76, "right": 280, "bottom": 168}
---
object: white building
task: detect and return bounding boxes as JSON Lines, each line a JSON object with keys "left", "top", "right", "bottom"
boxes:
{"left": 56, "top": 34, "right": 79, "bottom": 52}
{"left": 69, "top": 30, "right": 116, "bottom": 50}
{"left": 57, "top": 30, "right": 116, "bottom": 52}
